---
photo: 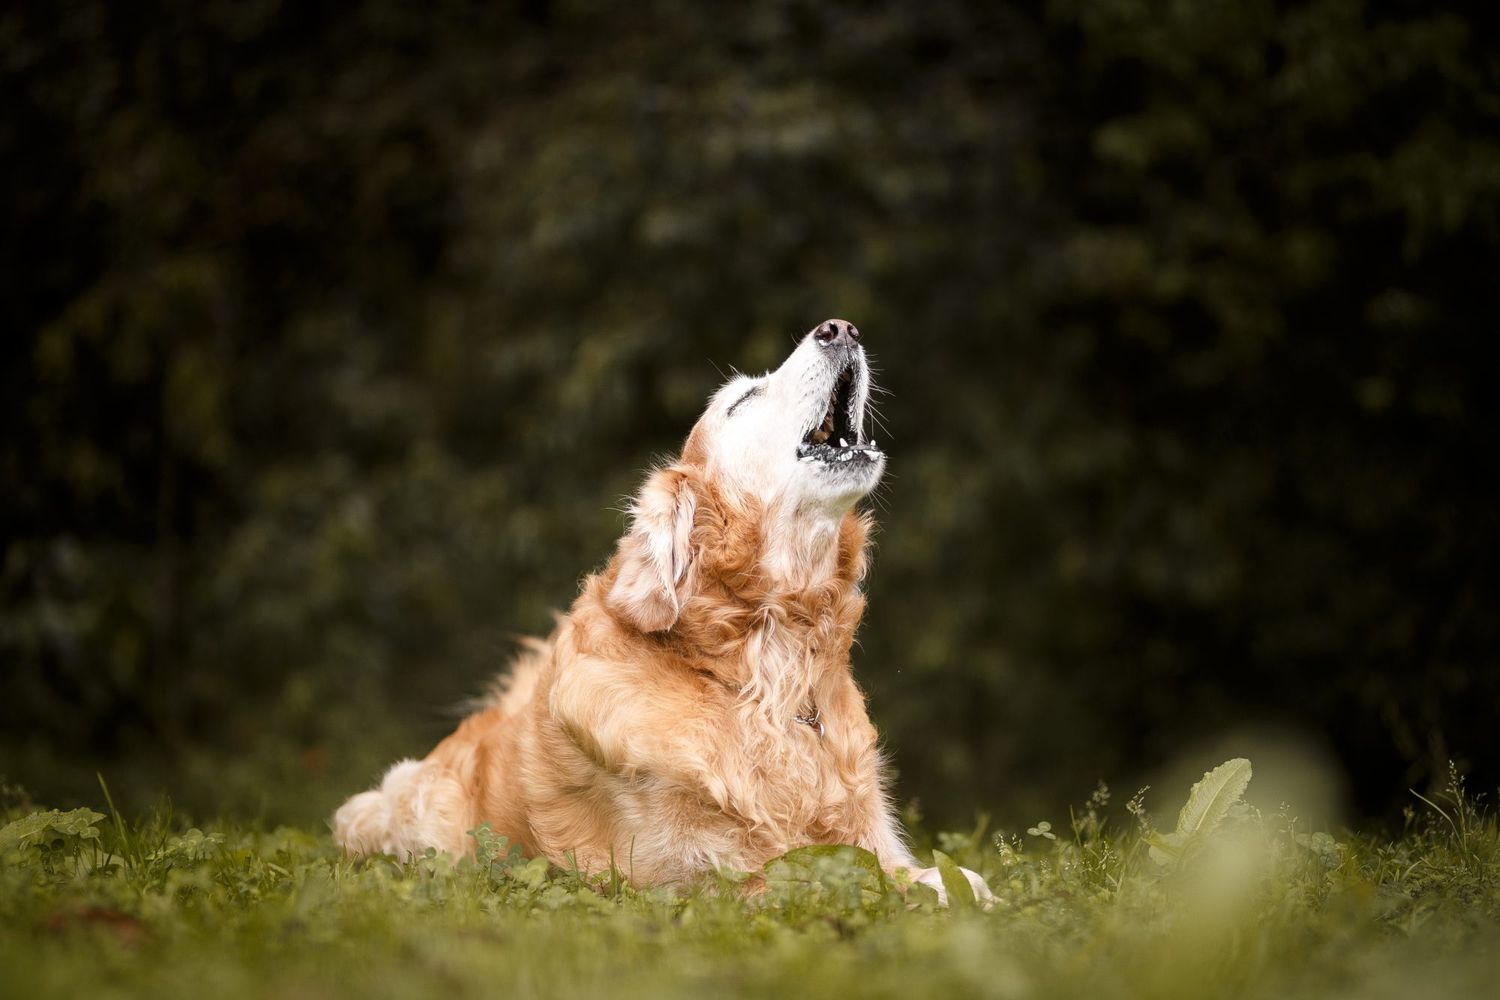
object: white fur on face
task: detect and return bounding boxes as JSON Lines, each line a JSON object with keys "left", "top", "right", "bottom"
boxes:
{"left": 697, "top": 326, "right": 886, "bottom": 517}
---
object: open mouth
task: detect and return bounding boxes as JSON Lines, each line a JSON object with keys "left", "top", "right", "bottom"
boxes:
{"left": 797, "top": 361, "right": 883, "bottom": 465}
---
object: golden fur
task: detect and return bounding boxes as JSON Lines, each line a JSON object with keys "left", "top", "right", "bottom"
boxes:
{"left": 334, "top": 323, "right": 991, "bottom": 902}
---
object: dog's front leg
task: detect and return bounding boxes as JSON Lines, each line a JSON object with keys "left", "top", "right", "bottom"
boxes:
{"left": 859, "top": 802, "right": 995, "bottom": 908}
{"left": 898, "top": 863, "right": 995, "bottom": 908}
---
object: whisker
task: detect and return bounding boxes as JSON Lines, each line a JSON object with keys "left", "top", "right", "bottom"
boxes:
{"left": 866, "top": 405, "right": 895, "bottom": 440}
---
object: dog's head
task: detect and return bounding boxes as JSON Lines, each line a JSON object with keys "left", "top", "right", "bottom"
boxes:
{"left": 688, "top": 318, "right": 886, "bottom": 511}
{"left": 607, "top": 320, "right": 885, "bottom": 634}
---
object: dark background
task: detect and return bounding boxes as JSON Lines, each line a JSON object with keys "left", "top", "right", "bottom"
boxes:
{"left": 4, "top": 0, "right": 1497, "bottom": 830}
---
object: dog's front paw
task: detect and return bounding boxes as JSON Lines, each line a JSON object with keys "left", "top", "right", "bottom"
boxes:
{"left": 905, "top": 864, "right": 995, "bottom": 909}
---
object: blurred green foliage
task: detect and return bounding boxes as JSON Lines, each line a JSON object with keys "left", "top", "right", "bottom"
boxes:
{"left": 3, "top": 0, "right": 1497, "bottom": 824}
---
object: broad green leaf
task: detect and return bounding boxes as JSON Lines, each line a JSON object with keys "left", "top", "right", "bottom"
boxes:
{"left": 0, "top": 809, "right": 105, "bottom": 855}
{"left": 515, "top": 855, "right": 551, "bottom": 890}
{"left": 53, "top": 809, "right": 105, "bottom": 838}
{"left": 932, "top": 849, "right": 977, "bottom": 909}
{"left": 0, "top": 811, "right": 62, "bottom": 854}
{"left": 904, "top": 880, "right": 942, "bottom": 908}
{"left": 764, "top": 844, "right": 886, "bottom": 889}
{"left": 1149, "top": 758, "right": 1253, "bottom": 866}
{"left": 1174, "top": 758, "right": 1252, "bottom": 840}
{"left": 1145, "top": 830, "right": 1184, "bottom": 865}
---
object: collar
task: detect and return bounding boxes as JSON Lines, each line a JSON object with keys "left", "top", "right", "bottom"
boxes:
{"left": 794, "top": 704, "right": 825, "bottom": 738}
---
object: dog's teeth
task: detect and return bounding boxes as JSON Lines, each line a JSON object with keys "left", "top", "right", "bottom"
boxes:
{"left": 839, "top": 438, "right": 847, "bottom": 448}
{"left": 871, "top": 439, "right": 878, "bottom": 449}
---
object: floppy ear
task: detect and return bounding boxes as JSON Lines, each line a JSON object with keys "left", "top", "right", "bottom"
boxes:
{"left": 607, "top": 467, "right": 698, "bottom": 633}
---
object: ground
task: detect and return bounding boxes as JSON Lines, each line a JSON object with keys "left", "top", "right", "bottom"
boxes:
{"left": 3, "top": 766, "right": 1499, "bottom": 999}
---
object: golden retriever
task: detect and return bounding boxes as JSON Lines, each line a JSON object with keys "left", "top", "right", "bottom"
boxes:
{"left": 333, "top": 320, "right": 992, "bottom": 904}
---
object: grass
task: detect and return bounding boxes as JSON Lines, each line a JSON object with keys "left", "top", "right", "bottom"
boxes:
{"left": 2, "top": 765, "right": 1499, "bottom": 1000}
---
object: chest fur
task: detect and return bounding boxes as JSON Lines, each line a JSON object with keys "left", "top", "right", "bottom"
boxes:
{"left": 701, "top": 628, "right": 885, "bottom": 847}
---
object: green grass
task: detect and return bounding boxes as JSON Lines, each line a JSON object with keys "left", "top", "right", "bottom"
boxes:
{"left": 3, "top": 767, "right": 1499, "bottom": 1000}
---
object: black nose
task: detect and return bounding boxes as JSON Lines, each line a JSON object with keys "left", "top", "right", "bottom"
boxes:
{"left": 813, "top": 319, "right": 860, "bottom": 346}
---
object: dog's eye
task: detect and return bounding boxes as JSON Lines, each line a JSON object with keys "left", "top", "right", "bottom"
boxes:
{"left": 726, "top": 385, "right": 762, "bottom": 417}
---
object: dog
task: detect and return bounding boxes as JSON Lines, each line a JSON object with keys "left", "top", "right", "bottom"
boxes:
{"left": 334, "top": 319, "right": 992, "bottom": 904}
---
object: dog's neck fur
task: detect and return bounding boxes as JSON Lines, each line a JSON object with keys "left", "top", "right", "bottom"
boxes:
{"left": 669, "top": 482, "right": 871, "bottom": 725}
{"left": 593, "top": 456, "right": 874, "bottom": 738}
